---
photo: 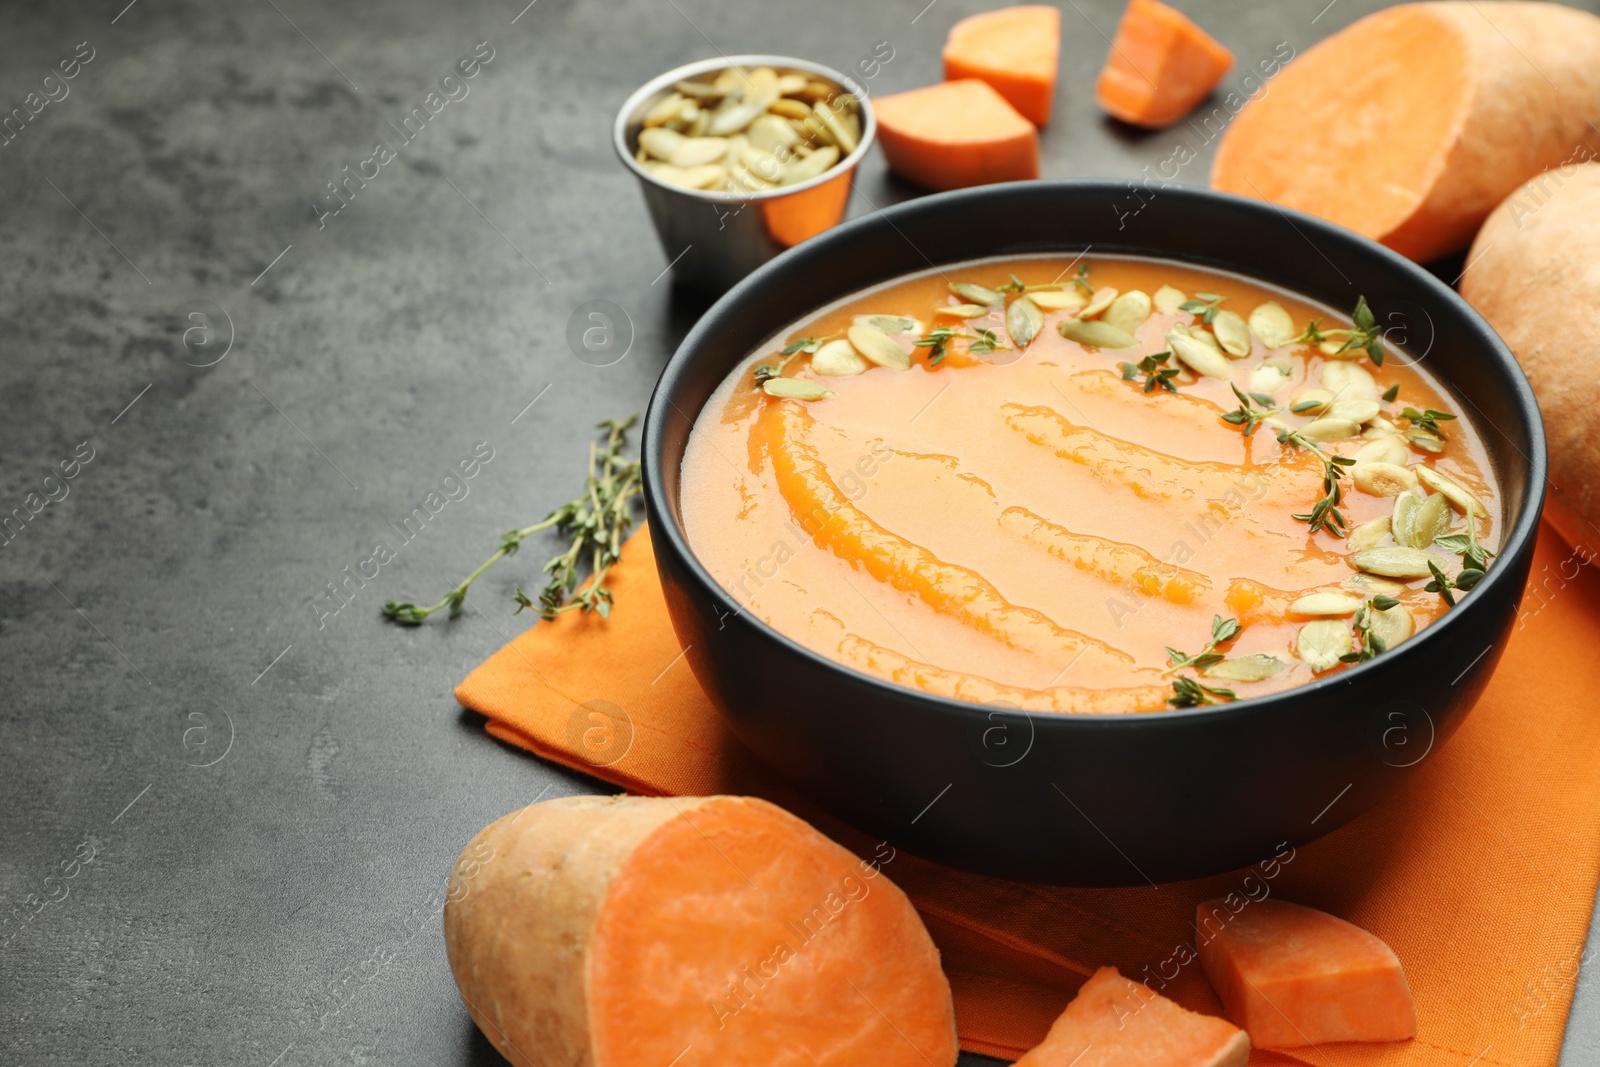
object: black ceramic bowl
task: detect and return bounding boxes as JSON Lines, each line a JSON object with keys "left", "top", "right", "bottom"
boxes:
{"left": 642, "top": 180, "right": 1546, "bottom": 886}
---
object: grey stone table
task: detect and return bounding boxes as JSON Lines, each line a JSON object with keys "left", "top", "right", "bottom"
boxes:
{"left": 3, "top": 0, "right": 1597, "bottom": 1063}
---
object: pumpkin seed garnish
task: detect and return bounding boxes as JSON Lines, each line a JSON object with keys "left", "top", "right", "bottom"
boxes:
{"left": 1166, "top": 326, "right": 1231, "bottom": 379}
{"left": 935, "top": 303, "right": 990, "bottom": 319}
{"left": 1353, "top": 436, "right": 1409, "bottom": 467}
{"left": 1296, "top": 417, "right": 1360, "bottom": 442}
{"left": 1250, "top": 361, "right": 1290, "bottom": 395}
{"left": 1030, "top": 288, "right": 1088, "bottom": 311}
{"left": 1391, "top": 489, "right": 1450, "bottom": 548}
{"left": 1289, "top": 592, "right": 1363, "bottom": 616}
{"left": 1179, "top": 292, "right": 1227, "bottom": 324}
{"left": 1102, "top": 290, "right": 1153, "bottom": 335}
{"left": 1340, "top": 596, "right": 1403, "bottom": 663}
{"left": 1248, "top": 301, "right": 1297, "bottom": 348}
{"left": 1203, "top": 653, "right": 1288, "bottom": 683}
{"left": 1414, "top": 465, "right": 1487, "bottom": 517}
{"left": 1005, "top": 295, "right": 1045, "bottom": 348}
{"left": 949, "top": 281, "right": 1004, "bottom": 306}
{"left": 1348, "top": 516, "right": 1392, "bottom": 552}
{"left": 847, "top": 323, "right": 912, "bottom": 370}
{"left": 1211, "top": 309, "right": 1253, "bottom": 356}
{"left": 811, "top": 338, "right": 869, "bottom": 376}
{"left": 1079, "top": 286, "right": 1119, "bottom": 319}
{"left": 1319, "top": 360, "right": 1378, "bottom": 402}
{"left": 1060, "top": 318, "right": 1137, "bottom": 349}
{"left": 1120, "top": 351, "right": 1180, "bottom": 394}
{"left": 1349, "top": 546, "right": 1436, "bottom": 578}
{"left": 1405, "top": 426, "right": 1446, "bottom": 454}
{"left": 1351, "top": 461, "right": 1419, "bottom": 497}
{"left": 762, "top": 377, "right": 834, "bottom": 400}
{"left": 1398, "top": 406, "right": 1456, "bottom": 439}
{"left": 1343, "top": 571, "right": 1406, "bottom": 596}
{"left": 1297, "top": 618, "right": 1352, "bottom": 672}
{"left": 854, "top": 314, "right": 922, "bottom": 335}
{"left": 1329, "top": 398, "right": 1380, "bottom": 424}
{"left": 1153, "top": 285, "right": 1188, "bottom": 314}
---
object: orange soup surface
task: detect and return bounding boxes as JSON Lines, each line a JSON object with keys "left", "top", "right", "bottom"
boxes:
{"left": 680, "top": 256, "right": 1503, "bottom": 712}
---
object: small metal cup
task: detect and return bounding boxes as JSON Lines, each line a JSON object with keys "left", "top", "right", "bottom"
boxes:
{"left": 613, "top": 54, "right": 877, "bottom": 295}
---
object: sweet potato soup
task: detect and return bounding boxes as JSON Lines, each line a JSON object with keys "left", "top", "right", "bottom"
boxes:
{"left": 681, "top": 256, "right": 1502, "bottom": 712}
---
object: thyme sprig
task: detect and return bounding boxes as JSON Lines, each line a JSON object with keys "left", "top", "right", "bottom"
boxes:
{"left": 1398, "top": 406, "right": 1457, "bottom": 438}
{"left": 914, "top": 326, "right": 1007, "bottom": 365}
{"left": 1169, "top": 675, "right": 1237, "bottom": 708}
{"left": 1119, "top": 350, "right": 1179, "bottom": 394}
{"left": 1221, "top": 383, "right": 1279, "bottom": 436}
{"left": 754, "top": 334, "right": 836, "bottom": 384}
{"left": 1294, "top": 295, "right": 1384, "bottom": 366}
{"left": 1275, "top": 427, "right": 1357, "bottom": 536}
{"left": 1425, "top": 559, "right": 1484, "bottom": 607}
{"left": 1163, "top": 615, "right": 1242, "bottom": 676}
{"left": 1340, "top": 595, "right": 1401, "bottom": 664}
{"left": 1179, "top": 292, "right": 1226, "bottom": 324}
{"left": 383, "top": 417, "right": 642, "bottom": 626}
{"left": 1435, "top": 529, "right": 1495, "bottom": 573}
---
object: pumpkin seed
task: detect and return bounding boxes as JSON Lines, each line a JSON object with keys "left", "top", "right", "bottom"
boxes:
{"left": 674, "top": 79, "right": 725, "bottom": 100}
{"left": 777, "top": 73, "right": 808, "bottom": 95}
{"left": 814, "top": 102, "right": 858, "bottom": 154}
{"left": 854, "top": 314, "right": 922, "bottom": 335}
{"left": 1290, "top": 592, "right": 1364, "bottom": 616}
{"left": 1080, "top": 286, "right": 1118, "bottom": 318}
{"left": 1349, "top": 516, "right": 1392, "bottom": 552}
{"left": 847, "top": 323, "right": 911, "bottom": 370}
{"left": 1290, "top": 389, "right": 1333, "bottom": 415}
{"left": 644, "top": 93, "right": 691, "bottom": 127}
{"left": 1320, "top": 361, "right": 1377, "bottom": 402}
{"left": 1392, "top": 488, "right": 1451, "bottom": 548}
{"left": 1370, "top": 603, "right": 1413, "bottom": 649}
{"left": 1405, "top": 427, "right": 1445, "bottom": 454}
{"left": 1298, "top": 417, "right": 1360, "bottom": 442}
{"left": 781, "top": 144, "right": 839, "bottom": 184}
{"left": 1006, "top": 296, "right": 1045, "bottom": 348}
{"left": 708, "top": 102, "right": 764, "bottom": 136}
{"left": 1204, "top": 653, "right": 1288, "bottom": 683}
{"left": 762, "top": 377, "right": 833, "bottom": 400}
{"left": 1102, "top": 290, "right": 1152, "bottom": 335}
{"left": 1030, "top": 288, "right": 1088, "bottom": 311}
{"left": 950, "top": 282, "right": 1004, "bottom": 306}
{"left": 638, "top": 126, "right": 687, "bottom": 159}
{"left": 1153, "top": 285, "right": 1188, "bottom": 314}
{"left": 1320, "top": 339, "right": 1350, "bottom": 357}
{"left": 935, "top": 303, "right": 989, "bottom": 319}
{"left": 811, "top": 339, "right": 869, "bottom": 376}
{"left": 1354, "top": 436, "right": 1408, "bottom": 466}
{"left": 1059, "top": 318, "right": 1137, "bottom": 349}
{"left": 1329, "top": 399, "right": 1380, "bottom": 424}
{"left": 1343, "top": 572, "right": 1406, "bottom": 596}
{"left": 1248, "top": 301, "right": 1297, "bottom": 347}
{"left": 1250, "top": 362, "right": 1290, "bottom": 395}
{"left": 748, "top": 114, "right": 801, "bottom": 153}
{"left": 738, "top": 145, "right": 784, "bottom": 183}
{"left": 768, "top": 98, "right": 811, "bottom": 120}
{"left": 1350, "top": 546, "right": 1437, "bottom": 578}
{"left": 645, "top": 162, "right": 727, "bottom": 189}
{"left": 1352, "top": 461, "right": 1419, "bottom": 498}
{"left": 1415, "top": 465, "right": 1487, "bottom": 517}
{"left": 1166, "top": 327, "right": 1231, "bottom": 379}
{"left": 1297, "top": 619, "right": 1352, "bottom": 672}
{"left": 1365, "top": 416, "right": 1398, "bottom": 438}
{"left": 669, "top": 136, "right": 734, "bottom": 167}
{"left": 1212, "top": 309, "right": 1253, "bottom": 356}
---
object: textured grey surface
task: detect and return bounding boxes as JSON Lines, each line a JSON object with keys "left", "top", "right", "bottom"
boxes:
{"left": 1, "top": 0, "right": 1598, "bottom": 1063}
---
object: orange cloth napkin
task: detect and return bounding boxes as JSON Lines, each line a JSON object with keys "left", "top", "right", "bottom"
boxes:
{"left": 457, "top": 522, "right": 1600, "bottom": 1066}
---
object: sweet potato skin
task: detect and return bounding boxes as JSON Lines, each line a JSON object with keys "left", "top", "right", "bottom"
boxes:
{"left": 443, "top": 795, "right": 705, "bottom": 1067}
{"left": 1213, "top": 2, "right": 1600, "bottom": 262}
{"left": 1462, "top": 161, "right": 1600, "bottom": 545}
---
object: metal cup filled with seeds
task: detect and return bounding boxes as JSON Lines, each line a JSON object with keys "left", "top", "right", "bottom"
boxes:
{"left": 613, "top": 55, "right": 875, "bottom": 293}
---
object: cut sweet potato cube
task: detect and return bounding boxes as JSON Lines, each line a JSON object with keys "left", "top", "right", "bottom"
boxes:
{"left": 1096, "top": 0, "right": 1233, "bottom": 129}
{"left": 872, "top": 79, "right": 1039, "bottom": 192}
{"left": 1014, "top": 966, "right": 1249, "bottom": 1067}
{"left": 943, "top": 5, "right": 1061, "bottom": 126}
{"left": 1196, "top": 898, "right": 1416, "bottom": 1049}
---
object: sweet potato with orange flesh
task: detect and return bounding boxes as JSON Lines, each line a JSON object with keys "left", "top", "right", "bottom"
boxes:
{"left": 1196, "top": 899, "right": 1415, "bottom": 1049}
{"left": 444, "top": 795, "right": 958, "bottom": 1067}
{"left": 1013, "top": 966, "right": 1249, "bottom": 1067}
{"left": 943, "top": 5, "right": 1061, "bottom": 127}
{"left": 1095, "top": 0, "right": 1233, "bottom": 129}
{"left": 1461, "top": 162, "right": 1600, "bottom": 549}
{"left": 873, "top": 80, "right": 1039, "bottom": 192}
{"left": 1212, "top": 2, "right": 1600, "bottom": 263}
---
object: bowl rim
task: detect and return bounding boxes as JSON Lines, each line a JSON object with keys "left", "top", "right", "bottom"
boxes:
{"left": 612, "top": 53, "right": 878, "bottom": 203}
{"left": 643, "top": 179, "right": 1548, "bottom": 729}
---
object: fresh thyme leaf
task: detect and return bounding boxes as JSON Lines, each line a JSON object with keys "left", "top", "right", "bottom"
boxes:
{"left": 1339, "top": 599, "right": 1391, "bottom": 663}
{"left": 997, "top": 273, "right": 1028, "bottom": 294}
{"left": 1119, "top": 350, "right": 1179, "bottom": 394}
{"left": 1163, "top": 615, "right": 1241, "bottom": 676}
{"left": 383, "top": 417, "right": 643, "bottom": 627}
{"left": 1072, "top": 262, "right": 1093, "bottom": 295}
{"left": 1424, "top": 560, "right": 1458, "bottom": 606}
{"left": 781, "top": 336, "right": 823, "bottom": 356}
{"left": 914, "top": 325, "right": 1008, "bottom": 364}
{"left": 1179, "top": 292, "right": 1227, "bottom": 324}
{"left": 1168, "top": 676, "right": 1237, "bottom": 708}
{"left": 1276, "top": 427, "right": 1353, "bottom": 536}
{"left": 1372, "top": 594, "right": 1401, "bottom": 611}
{"left": 1382, "top": 382, "right": 1400, "bottom": 403}
{"left": 968, "top": 327, "right": 1007, "bottom": 355}
{"left": 1435, "top": 530, "right": 1495, "bottom": 573}
{"left": 1292, "top": 295, "right": 1385, "bottom": 366}
{"left": 1398, "top": 406, "right": 1457, "bottom": 437}
{"left": 1221, "top": 383, "right": 1277, "bottom": 436}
